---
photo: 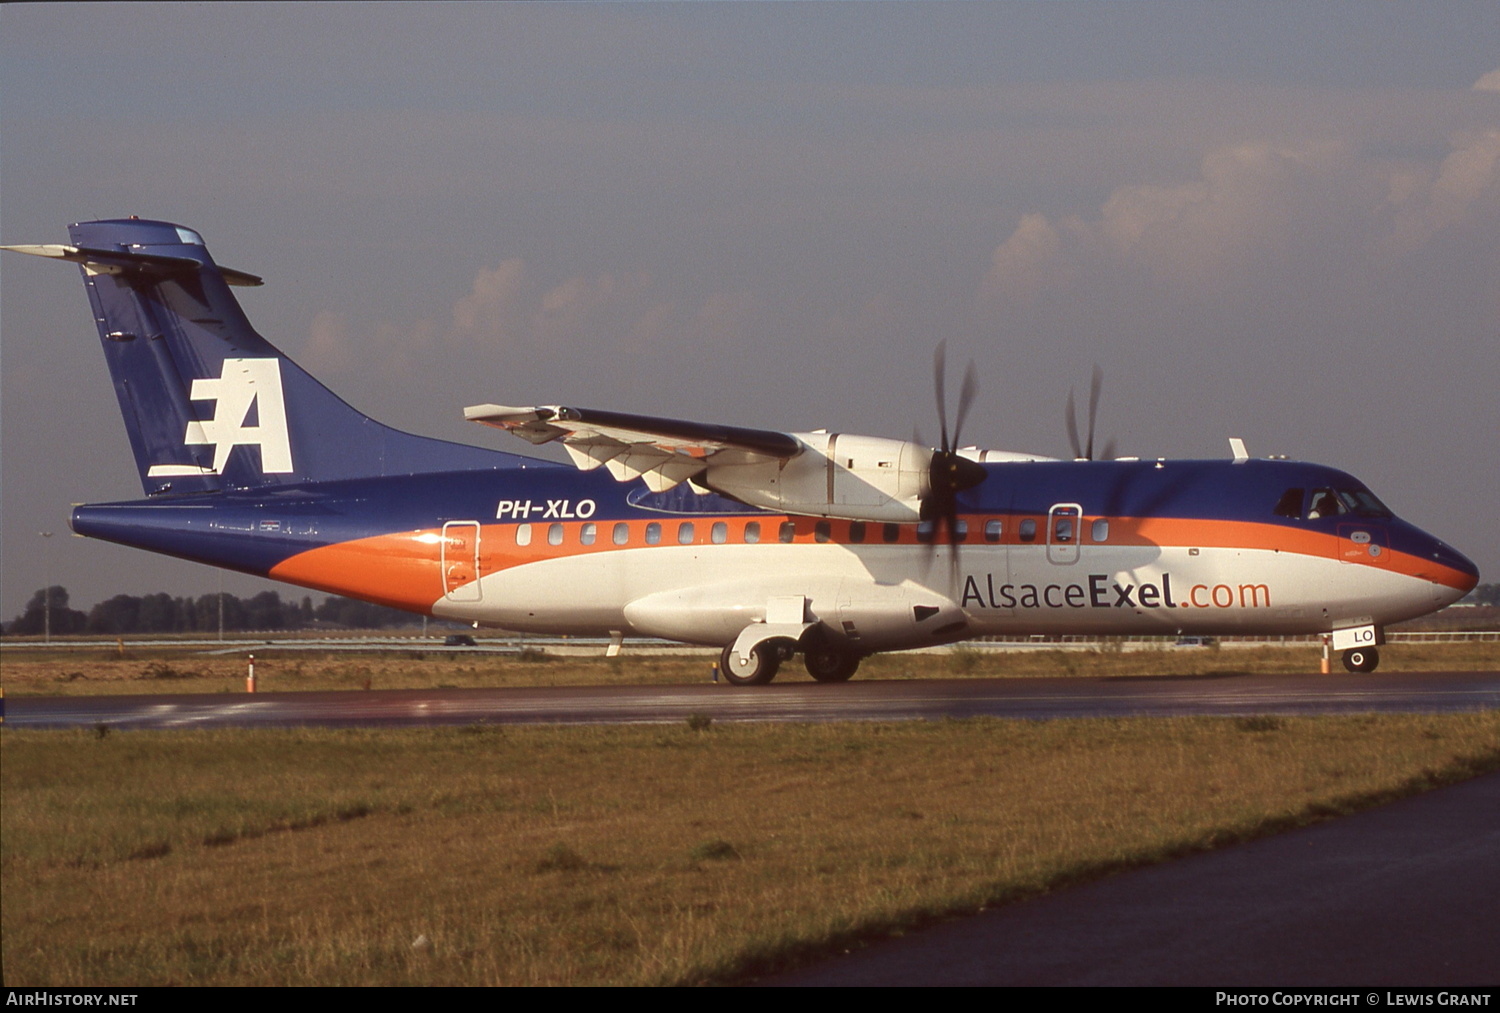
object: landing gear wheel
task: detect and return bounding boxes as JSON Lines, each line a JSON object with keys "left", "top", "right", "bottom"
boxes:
{"left": 804, "top": 648, "right": 860, "bottom": 683}
{"left": 720, "top": 642, "right": 780, "bottom": 686}
{"left": 1342, "top": 647, "right": 1380, "bottom": 673}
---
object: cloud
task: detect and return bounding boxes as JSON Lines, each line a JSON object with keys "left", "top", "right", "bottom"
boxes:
{"left": 447, "top": 257, "right": 755, "bottom": 361}
{"left": 301, "top": 310, "right": 355, "bottom": 373}
{"left": 1383, "top": 129, "right": 1500, "bottom": 255}
{"left": 1474, "top": 68, "right": 1500, "bottom": 92}
{"left": 452, "top": 258, "right": 531, "bottom": 340}
{"left": 980, "top": 132, "right": 1500, "bottom": 306}
{"left": 980, "top": 212, "right": 1068, "bottom": 306}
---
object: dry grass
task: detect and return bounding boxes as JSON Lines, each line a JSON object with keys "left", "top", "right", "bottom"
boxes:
{"left": 4, "top": 713, "right": 1498, "bottom": 985}
{"left": 2, "top": 640, "right": 1494, "bottom": 696}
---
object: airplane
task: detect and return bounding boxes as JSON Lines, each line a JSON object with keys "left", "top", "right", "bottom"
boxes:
{"left": 3, "top": 218, "right": 1480, "bottom": 683}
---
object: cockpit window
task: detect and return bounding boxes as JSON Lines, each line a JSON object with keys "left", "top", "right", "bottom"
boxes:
{"left": 1273, "top": 488, "right": 1304, "bottom": 519}
{"left": 1284, "top": 485, "right": 1392, "bottom": 522}
{"left": 1338, "top": 487, "right": 1392, "bottom": 518}
{"left": 1306, "top": 489, "right": 1344, "bottom": 519}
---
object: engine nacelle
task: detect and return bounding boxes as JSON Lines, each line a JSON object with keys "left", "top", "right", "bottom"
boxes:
{"left": 706, "top": 432, "right": 931, "bottom": 523}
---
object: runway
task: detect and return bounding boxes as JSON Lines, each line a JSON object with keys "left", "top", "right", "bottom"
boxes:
{"left": 5, "top": 670, "right": 1497, "bottom": 730}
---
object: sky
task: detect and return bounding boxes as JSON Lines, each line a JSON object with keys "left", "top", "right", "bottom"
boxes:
{"left": 2, "top": 2, "right": 1498, "bottom": 618}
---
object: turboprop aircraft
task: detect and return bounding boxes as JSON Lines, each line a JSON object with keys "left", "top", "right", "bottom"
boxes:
{"left": 4, "top": 219, "right": 1479, "bottom": 683}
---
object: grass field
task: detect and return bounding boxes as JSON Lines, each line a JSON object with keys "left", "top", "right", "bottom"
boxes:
{"left": 2, "top": 639, "right": 1495, "bottom": 696}
{"left": 4, "top": 711, "right": 1499, "bottom": 986}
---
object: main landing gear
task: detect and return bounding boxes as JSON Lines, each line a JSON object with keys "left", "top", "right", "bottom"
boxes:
{"left": 1341, "top": 647, "right": 1380, "bottom": 673}
{"left": 717, "top": 641, "right": 862, "bottom": 686}
{"left": 802, "top": 647, "right": 861, "bottom": 683}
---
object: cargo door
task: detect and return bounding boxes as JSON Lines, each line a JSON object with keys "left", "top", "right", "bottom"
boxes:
{"left": 442, "top": 520, "right": 483, "bottom": 602}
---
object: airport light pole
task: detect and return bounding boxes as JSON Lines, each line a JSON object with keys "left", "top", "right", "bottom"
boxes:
{"left": 40, "top": 530, "right": 53, "bottom": 644}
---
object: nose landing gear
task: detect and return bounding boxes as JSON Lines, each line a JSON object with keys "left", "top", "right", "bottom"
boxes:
{"left": 719, "top": 641, "right": 781, "bottom": 686}
{"left": 1342, "top": 646, "right": 1380, "bottom": 673}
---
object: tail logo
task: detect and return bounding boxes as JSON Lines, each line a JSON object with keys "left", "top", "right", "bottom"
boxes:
{"left": 146, "top": 358, "right": 294, "bottom": 477}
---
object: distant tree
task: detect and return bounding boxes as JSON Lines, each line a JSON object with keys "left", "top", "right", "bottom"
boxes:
{"left": 314, "top": 595, "right": 417, "bottom": 629}
{"left": 1463, "top": 582, "right": 1499, "bottom": 606}
{"left": 7, "top": 586, "right": 421, "bottom": 635}
{"left": 5, "top": 586, "right": 88, "bottom": 636}
{"left": 245, "top": 591, "right": 289, "bottom": 630}
{"left": 137, "top": 592, "right": 180, "bottom": 633}
{"left": 87, "top": 594, "right": 142, "bottom": 634}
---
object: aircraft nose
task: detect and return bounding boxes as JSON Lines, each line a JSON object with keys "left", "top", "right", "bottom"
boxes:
{"left": 1426, "top": 536, "right": 1479, "bottom": 601}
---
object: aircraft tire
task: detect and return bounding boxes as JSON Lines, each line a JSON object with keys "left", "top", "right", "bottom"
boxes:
{"left": 804, "top": 648, "right": 860, "bottom": 683}
{"left": 1342, "top": 647, "right": 1380, "bottom": 673}
{"left": 720, "top": 642, "right": 779, "bottom": 686}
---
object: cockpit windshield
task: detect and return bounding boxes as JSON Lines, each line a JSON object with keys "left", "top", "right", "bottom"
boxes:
{"left": 1337, "top": 487, "right": 1392, "bottom": 518}
{"left": 1277, "top": 485, "right": 1392, "bottom": 521}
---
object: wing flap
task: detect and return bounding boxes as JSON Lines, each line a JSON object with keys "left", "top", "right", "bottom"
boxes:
{"left": 466, "top": 403, "right": 799, "bottom": 492}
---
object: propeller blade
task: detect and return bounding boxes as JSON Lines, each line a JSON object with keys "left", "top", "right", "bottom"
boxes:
{"left": 920, "top": 343, "right": 986, "bottom": 586}
{"left": 953, "top": 361, "right": 978, "bottom": 450}
{"left": 1065, "top": 387, "right": 1082, "bottom": 459}
{"left": 933, "top": 342, "right": 950, "bottom": 452}
{"left": 1086, "top": 364, "right": 1103, "bottom": 461}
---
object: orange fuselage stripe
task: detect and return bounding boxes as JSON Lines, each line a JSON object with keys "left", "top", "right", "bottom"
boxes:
{"left": 268, "top": 513, "right": 1473, "bottom": 614}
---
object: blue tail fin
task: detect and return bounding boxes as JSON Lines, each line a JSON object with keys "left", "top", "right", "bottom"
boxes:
{"left": 44, "top": 218, "right": 520, "bottom": 496}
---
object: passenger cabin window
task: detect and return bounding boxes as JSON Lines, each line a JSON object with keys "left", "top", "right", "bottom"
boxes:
{"left": 954, "top": 519, "right": 969, "bottom": 543}
{"left": 1018, "top": 518, "right": 1037, "bottom": 543}
{"left": 547, "top": 523, "right": 564, "bottom": 546}
{"left": 984, "top": 519, "right": 1003, "bottom": 543}
{"left": 916, "top": 520, "right": 935, "bottom": 544}
{"left": 1053, "top": 518, "right": 1073, "bottom": 543}
{"left": 744, "top": 521, "right": 761, "bottom": 544}
{"left": 612, "top": 522, "right": 629, "bottom": 545}
{"left": 849, "top": 521, "right": 866, "bottom": 543}
{"left": 677, "top": 522, "right": 695, "bottom": 545}
{"left": 516, "top": 523, "right": 532, "bottom": 547}
{"left": 1091, "top": 518, "right": 1110, "bottom": 543}
{"left": 580, "top": 522, "right": 596, "bottom": 546}
{"left": 711, "top": 522, "right": 727, "bottom": 544}
{"left": 815, "top": 520, "right": 831, "bottom": 543}
{"left": 883, "top": 523, "right": 901, "bottom": 543}
{"left": 645, "top": 522, "right": 662, "bottom": 545}
{"left": 779, "top": 522, "right": 796, "bottom": 543}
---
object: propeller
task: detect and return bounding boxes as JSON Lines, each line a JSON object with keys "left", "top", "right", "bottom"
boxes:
{"left": 922, "top": 342, "right": 986, "bottom": 548}
{"left": 1065, "top": 364, "right": 1117, "bottom": 461}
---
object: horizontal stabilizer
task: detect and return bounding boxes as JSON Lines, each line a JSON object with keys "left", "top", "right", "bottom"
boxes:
{"left": 0, "top": 243, "right": 264, "bottom": 287}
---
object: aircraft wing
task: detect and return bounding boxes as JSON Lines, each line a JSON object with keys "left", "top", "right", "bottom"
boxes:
{"left": 465, "top": 404, "right": 802, "bottom": 493}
